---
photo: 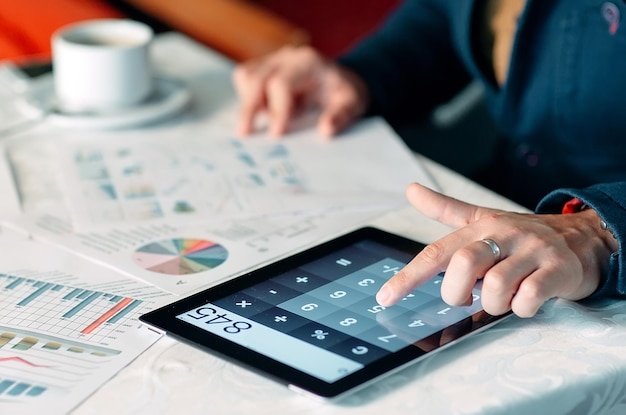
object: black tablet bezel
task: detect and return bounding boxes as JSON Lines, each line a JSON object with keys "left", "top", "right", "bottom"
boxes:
{"left": 139, "top": 226, "right": 508, "bottom": 399}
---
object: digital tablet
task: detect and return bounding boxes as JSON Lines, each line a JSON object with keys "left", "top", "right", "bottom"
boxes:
{"left": 139, "top": 227, "right": 509, "bottom": 400}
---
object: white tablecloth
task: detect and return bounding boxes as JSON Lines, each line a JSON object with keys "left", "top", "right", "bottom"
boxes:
{"left": 6, "top": 33, "right": 626, "bottom": 415}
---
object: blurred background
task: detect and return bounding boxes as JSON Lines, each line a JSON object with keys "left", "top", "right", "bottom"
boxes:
{"left": 0, "top": 0, "right": 496, "bottom": 179}
{"left": 0, "top": 0, "right": 403, "bottom": 63}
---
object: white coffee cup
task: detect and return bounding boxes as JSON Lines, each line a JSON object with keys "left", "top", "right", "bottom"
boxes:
{"left": 52, "top": 19, "right": 154, "bottom": 113}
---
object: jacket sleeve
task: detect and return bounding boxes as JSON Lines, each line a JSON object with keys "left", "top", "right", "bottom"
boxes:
{"left": 536, "top": 182, "right": 626, "bottom": 298}
{"left": 337, "top": 0, "right": 472, "bottom": 123}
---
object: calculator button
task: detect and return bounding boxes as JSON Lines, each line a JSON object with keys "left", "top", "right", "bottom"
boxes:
{"left": 353, "top": 324, "right": 412, "bottom": 353}
{"left": 300, "top": 246, "right": 380, "bottom": 280}
{"left": 350, "top": 297, "right": 405, "bottom": 321}
{"left": 360, "top": 258, "right": 407, "bottom": 281}
{"left": 247, "top": 307, "right": 309, "bottom": 332}
{"left": 410, "top": 297, "right": 477, "bottom": 328}
{"left": 243, "top": 280, "right": 300, "bottom": 305}
{"left": 272, "top": 269, "right": 327, "bottom": 293}
{"left": 375, "top": 308, "right": 441, "bottom": 345}
{"left": 329, "top": 338, "right": 389, "bottom": 365}
{"left": 417, "top": 273, "right": 445, "bottom": 297}
{"left": 318, "top": 308, "right": 378, "bottom": 337}
{"left": 213, "top": 292, "right": 273, "bottom": 318}
{"left": 289, "top": 322, "right": 350, "bottom": 348}
{"left": 335, "top": 271, "right": 385, "bottom": 296}
{"left": 393, "top": 289, "right": 436, "bottom": 311}
{"left": 278, "top": 293, "right": 339, "bottom": 320}
{"left": 307, "top": 282, "right": 368, "bottom": 308}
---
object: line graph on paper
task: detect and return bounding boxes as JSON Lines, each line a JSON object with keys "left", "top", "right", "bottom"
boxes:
{"left": 0, "top": 326, "right": 120, "bottom": 401}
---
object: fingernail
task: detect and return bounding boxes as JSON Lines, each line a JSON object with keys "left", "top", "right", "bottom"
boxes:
{"left": 376, "top": 284, "right": 392, "bottom": 306}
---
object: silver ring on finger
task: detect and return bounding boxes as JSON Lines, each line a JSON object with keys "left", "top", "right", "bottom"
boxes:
{"left": 479, "top": 238, "right": 502, "bottom": 263}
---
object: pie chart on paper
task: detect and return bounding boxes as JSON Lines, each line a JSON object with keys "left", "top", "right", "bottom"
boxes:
{"left": 132, "top": 238, "right": 229, "bottom": 275}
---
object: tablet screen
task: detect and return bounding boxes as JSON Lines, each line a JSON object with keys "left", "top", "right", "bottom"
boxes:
{"left": 140, "top": 227, "right": 506, "bottom": 399}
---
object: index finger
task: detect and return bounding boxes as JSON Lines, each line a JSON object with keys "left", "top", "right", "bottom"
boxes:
{"left": 376, "top": 226, "right": 478, "bottom": 306}
{"left": 376, "top": 183, "right": 500, "bottom": 306}
{"left": 406, "top": 183, "right": 500, "bottom": 229}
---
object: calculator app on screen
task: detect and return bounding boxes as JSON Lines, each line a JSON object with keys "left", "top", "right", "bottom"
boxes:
{"left": 177, "top": 238, "right": 483, "bottom": 383}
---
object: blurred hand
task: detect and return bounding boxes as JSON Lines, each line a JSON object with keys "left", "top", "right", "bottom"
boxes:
{"left": 232, "top": 45, "right": 369, "bottom": 138}
{"left": 376, "top": 183, "right": 617, "bottom": 318}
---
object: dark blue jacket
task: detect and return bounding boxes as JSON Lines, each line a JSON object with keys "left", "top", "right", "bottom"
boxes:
{"left": 340, "top": 0, "right": 625, "bottom": 297}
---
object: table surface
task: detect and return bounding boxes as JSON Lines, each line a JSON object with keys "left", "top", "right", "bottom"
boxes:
{"left": 5, "top": 33, "right": 626, "bottom": 415}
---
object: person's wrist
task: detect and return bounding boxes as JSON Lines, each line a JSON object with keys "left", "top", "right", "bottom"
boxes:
{"left": 562, "top": 198, "right": 618, "bottom": 254}
{"left": 578, "top": 208, "right": 619, "bottom": 253}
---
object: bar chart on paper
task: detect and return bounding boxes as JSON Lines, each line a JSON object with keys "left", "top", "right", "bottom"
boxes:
{"left": 0, "top": 273, "right": 144, "bottom": 341}
{"left": 0, "top": 272, "right": 151, "bottom": 412}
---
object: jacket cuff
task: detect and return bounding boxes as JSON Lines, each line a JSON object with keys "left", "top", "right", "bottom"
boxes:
{"left": 536, "top": 188, "right": 624, "bottom": 298}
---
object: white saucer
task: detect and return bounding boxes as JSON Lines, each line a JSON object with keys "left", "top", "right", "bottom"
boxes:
{"left": 21, "top": 75, "right": 191, "bottom": 130}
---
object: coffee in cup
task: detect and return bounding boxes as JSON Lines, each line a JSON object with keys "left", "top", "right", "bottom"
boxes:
{"left": 52, "top": 19, "right": 154, "bottom": 113}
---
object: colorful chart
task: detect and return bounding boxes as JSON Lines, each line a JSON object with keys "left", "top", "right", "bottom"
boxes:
{"left": 132, "top": 238, "right": 228, "bottom": 275}
{"left": 0, "top": 275, "right": 143, "bottom": 341}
